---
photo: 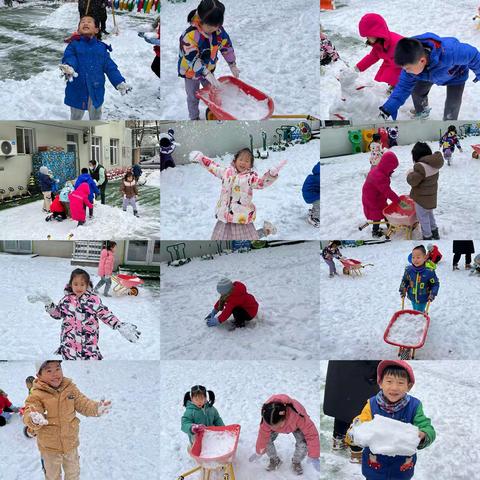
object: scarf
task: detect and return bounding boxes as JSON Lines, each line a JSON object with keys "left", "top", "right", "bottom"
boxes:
{"left": 376, "top": 390, "right": 410, "bottom": 414}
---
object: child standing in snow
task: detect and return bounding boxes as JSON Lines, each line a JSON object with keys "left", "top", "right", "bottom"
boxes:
{"left": 178, "top": 0, "right": 239, "bottom": 120}
{"left": 205, "top": 278, "right": 259, "bottom": 329}
{"left": 320, "top": 31, "right": 339, "bottom": 66}
{"left": 322, "top": 240, "right": 343, "bottom": 278}
{"left": 249, "top": 394, "right": 320, "bottom": 475}
{"left": 38, "top": 166, "right": 54, "bottom": 213}
{"left": 120, "top": 171, "right": 139, "bottom": 217}
{"left": 407, "top": 142, "right": 443, "bottom": 240}
{"left": 0, "top": 389, "right": 19, "bottom": 427}
{"left": 94, "top": 241, "right": 117, "bottom": 297}
{"left": 369, "top": 133, "right": 385, "bottom": 168}
{"left": 348, "top": 360, "right": 435, "bottom": 480}
{"left": 181, "top": 385, "right": 224, "bottom": 444}
{"left": 439, "top": 125, "right": 463, "bottom": 166}
{"left": 24, "top": 360, "right": 111, "bottom": 479}
{"left": 399, "top": 245, "right": 439, "bottom": 312}
{"left": 302, "top": 162, "right": 320, "bottom": 227}
{"left": 69, "top": 182, "right": 94, "bottom": 226}
{"left": 74, "top": 167, "right": 100, "bottom": 219}
{"left": 191, "top": 149, "right": 286, "bottom": 240}
{"left": 60, "top": 15, "right": 131, "bottom": 120}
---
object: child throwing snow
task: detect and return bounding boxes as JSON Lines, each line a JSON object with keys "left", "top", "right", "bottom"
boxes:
{"left": 94, "top": 241, "right": 116, "bottom": 297}
{"left": 348, "top": 361, "right": 435, "bottom": 480}
{"left": 407, "top": 142, "right": 443, "bottom": 240}
{"left": 191, "top": 149, "right": 286, "bottom": 240}
{"left": 249, "top": 394, "right": 320, "bottom": 475}
{"left": 60, "top": 16, "right": 131, "bottom": 120}
{"left": 302, "top": 162, "right": 320, "bottom": 227}
{"left": 369, "top": 133, "right": 385, "bottom": 168}
{"left": 24, "top": 360, "right": 111, "bottom": 480}
{"left": 322, "top": 240, "right": 343, "bottom": 278}
{"left": 439, "top": 125, "right": 463, "bottom": 166}
{"left": 120, "top": 171, "right": 139, "bottom": 217}
{"left": 400, "top": 245, "right": 439, "bottom": 312}
{"left": 205, "top": 278, "right": 259, "bottom": 329}
{"left": 178, "top": 0, "right": 239, "bottom": 120}
{"left": 181, "top": 385, "right": 225, "bottom": 444}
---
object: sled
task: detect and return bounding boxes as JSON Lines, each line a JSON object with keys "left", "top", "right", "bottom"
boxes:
{"left": 384, "top": 299, "right": 430, "bottom": 360}
{"left": 339, "top": 258, "right": 373, "bottom": 276}
{"left": 111, "top": 274, "right": 144, "bottom": 296}
{"left": 382, "top": 195, "right": 418, "bottom": 239}
{"left": 196, "top": 76, "right": 274, "bottom": 120}
{"left": 178, "top": 425, "right": 241, "bottom": 480}
{"left": 471, "top": 144, "right": 480, "bottom": 159}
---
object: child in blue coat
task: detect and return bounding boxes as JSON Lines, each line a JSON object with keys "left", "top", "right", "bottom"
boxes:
{"left": 302, "top": 163, "right": 320, "bottom": 228}
{"left": 74, "top": 168, "right": 100, "bottom": 218}
{"left": 380, "top": 34, "right": 480, "bottom": 120}
{"left": 399, "top": 245, "right": 439, "bottom": 312}
{"left": 60, "top": 16, "right": 131, "bottom": 120}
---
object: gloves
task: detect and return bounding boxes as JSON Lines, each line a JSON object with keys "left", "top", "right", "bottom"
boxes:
{"left": 117, "top": 322, "right": 141, "bottom": 343}
{"left": 191, "top": 424, "right": 206, "bottom": 434}
{"left": 269, "top": 159, "right": 287, "bottom": 176}
{"left": 204, "top": 308, "right": 218, "bottom": 321}
{"left": 137, "top": 31, "right": 145, "bottom": 38}
{"left": 206, "top": 315, "right": 220, "bottom": 327}
{"left": 379, "top": 106, "right": 391, "bottom": 120}
{"left": 248, "top": 453, "right": 263, "bottom": 462}
{"left": 30, "top": 411, "right": 48, "bottom": 426}
{"left": 59, "top": 64, "right": 78, "bottom": 82}
{"left": 117, "top": 82, "right": 132, "bottom": 96}
{"left": 10, "top": 406, "right": 20, "bottom": 413}
{"left": 205, "top": 71, "right": 221, "bottom": 88}
{"left": 189, "top": 151, "right": 204, "bottom": 163}
{"left": 229, "top": 63, "right": 241, "bottom": 78}
{"left": 400, "top": 291, "right": 406, "bottom": 298}
{"left": 97, "top": 398, "right": 111, "bottom": 416}
{"left": 307, "top": 458, "right": 320, "bottom": 472}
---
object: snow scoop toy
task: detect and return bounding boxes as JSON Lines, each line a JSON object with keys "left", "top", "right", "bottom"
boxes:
{"left": 111, "top": 274, "right": 144, "bottom": 296}
{"left": 471, "top": 144, "right": 480, "bottom": 159}
{"left": 178, "top": 424, "right": 241, "bottom": 480}
{"left": 384, "top": 298, "right": 431, "bottom": 360}
{"left": 195, "top": 76, "right": 274, "bottom": 120}
{"left": 339, "top": 257, "right": 373, "bottom": 276}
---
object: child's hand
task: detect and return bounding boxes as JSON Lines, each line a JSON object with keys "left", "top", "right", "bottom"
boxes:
{"left": 117, "top": 322, "right": 141, "bottom": 343}
{"left": 229, "top": 63, "right": 240, "bottom": 78}
{"left": 98, "top": 398, "right": 112, "bottom": 416}
{"left": 29, "top": 410, "right": 48, "bottom": 426}
{"left": 117, "top": 82, "right": 132, "bottom": 96}
{"left": 191, "top": 424, "right": 206, "bottom": 434}
{"left": 59, "top": 64, "right": 78, "bottom": 82}
{"left": 418, "top": 431, "right": 426, "bottom": 442}
{"left": 205, "top": 71, "right": 221, "bottom": 89}
{"left": 189, "top": 151, "right": 204, "bottom": 163}
{"left": 206, "top": 315, "right": 220, "bottom": 327}
{"left": 269, "top": 159, "right": 287, "bottom": 176}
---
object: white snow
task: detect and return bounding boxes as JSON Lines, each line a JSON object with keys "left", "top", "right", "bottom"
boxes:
{"left": 0, "top": 254, "right": 160, "bottom": 359}
{"left": 320, "top": 0, "right": 480, "bottom": 120}
{"left": 161, "top": 0, "right": 320, "bottom": 119}
{"left": 161, "top": 140, "right": 320, "bottom": 240}
{"left": 160, "top": 242, "right": 320, "bottom": 360}
{"left": 386, "top": 312, "right": 427, "bottom": 346}
{"left": 351, "top": 414, "right": 420, "bottom": 457}
{"left": 143, "top": 169, "right": 160, "bottom": 187}
{"left": 200, "top": 429, "right": 237, "bottom": 458}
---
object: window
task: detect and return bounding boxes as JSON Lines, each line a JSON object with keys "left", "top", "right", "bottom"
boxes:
{"left": 15, "top": 127, "right": 35, "bottom": 154}
{"left": 110, "top": 138, "right": 119, "bottom": 166}
{"left": 91, "top": 136, "right": 101, "bottom": 163}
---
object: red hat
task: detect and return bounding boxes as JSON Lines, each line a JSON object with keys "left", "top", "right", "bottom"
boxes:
{"left": 377, "top": 360, "right": 415, "bottom": 385}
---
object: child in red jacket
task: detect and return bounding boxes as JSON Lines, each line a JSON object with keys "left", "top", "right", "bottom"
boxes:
{"left": 205, "top": 278, "right": 258, "bottom": 329}
{"left": 69, "top": 182, "right": 94, "bottom": 226}
{"left": 46, "top": 196, "right": 67, "bottom": 222}
{"left": 0, "top": 389, "right": 20, "bottom": 427}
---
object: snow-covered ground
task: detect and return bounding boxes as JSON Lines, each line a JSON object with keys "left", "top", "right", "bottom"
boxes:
{"left": 0, "top": 361, "right": 160, "bottom": 479}
{"left": 321, "top": 360, "right": 480, "bottom": 479}
{"left": 319, "top": 240, "right": 480, "bottom": 359}
{"left": 0, "top": 3, "right": 159, "bottom": 119}
{"left": 320, "top": 0, "right": 480, "bottom": 121}
{"left": 160, "top": 242, "right": 320, "bottom": 360}
{"left": 161, "top": 140, "right": 320, "bottom": 240}
{"left": 160, "top": 360, "right": 320, "bottom": 479}
{"left": 0, "top": 254, "right": 160, "bottom": 359}
{"left": 320, "top": 138, "right": 480, "bottom": 239}
{"left": 143, "top": 169, "right": 160, "bottom": 186}
{"left": 161, "top": 0, "right": 320, "bottom": 119}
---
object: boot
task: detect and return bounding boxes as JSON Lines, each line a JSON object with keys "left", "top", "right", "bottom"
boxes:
{"left": 307, "top": 213, "right": 320, "bottom": 228}
{"left": 266, "top": 456, "right": 282, "bottom": 471}
{"left": 431, "top": 228, "right": 440, "bottom": 240}
{"left": 465, "top": 264, "right": 472, "bottom": 270}
{"left": 350, "top": 447, "right": 363, "bottom": 464}
{"left": 292, "top": 461, "right": 303, "bottom": 475}
{"left": 134, "top": 210, "right": 140, "bottom": 218}
{"left": 332, "top": 435, "right": 347, "bottom": 450}
{"left": 423, "top": 235, "right": 433, "bottom": 240}
{"left": 372, "top": 228, "right": 385, "bottom": 238}
{"left": 453, "top": 264, "right": 460, "bottom": 271}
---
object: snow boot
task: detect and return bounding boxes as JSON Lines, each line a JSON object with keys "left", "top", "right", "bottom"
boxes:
{"left": 453, "top": 264, "right": 460, "bottom": 271}
{"left": 332, "top": 435, "right": 347, "bottom": 450}
{"left": 431, "top": 228, "right": 440, "bottom": 240}
{"left": 134, "top": 210, "right": 140, "bottom": 218}
{"left": 350, "top": 447, "right": 363, "bottom": 464}
{"left": 292, "top": 462, "right": 303, "bottom": 475}
{"left": 266, "top": 457, "right": 282, "bottom": 471}
{"left": 372, "top": 229, "right": 385, "bottom": 238}
{"left": 465, "top": 264, "right": 472, "bottom": 270}
{"left": 307, "top": 213, "right": 320, "bottom": 228}
{"left": 409, "top": 106, "right": 431, "bottom": 119}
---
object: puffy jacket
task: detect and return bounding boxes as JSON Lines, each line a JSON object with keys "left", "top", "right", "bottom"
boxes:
{"left": 181, "top": 400, "right": 224, "bottom": 444}
{"left": 98, "top": 248, "right": 114, "bottom": 277}
{"left": 383, "top": 33, "right": 480, "bottom": 119}
{"left": 59, "top": 183, "right": 74, "bottom": 202}
{"left": 69, "top": 183, "right": 93, "bottom": 222}
{"left": 362, "top": 151, "right": 400, "bottom": 221}
{"left": 50, "top": 196, "right": 66, "bottom": 214}
{"left": 255, "top": 394, "right": 320, "bottom": 459}
{"left": 178, "top": 13, "right": 236, "bottom": 80}
{"left": 407, "top": 152, "right": 443, "bottom": 210}
{"left": 199, "top": 154, "right": 278, "bottom": 224}
{"left": 356, "top": 13, "right": 403, "bottom": 86}
{"left": 322, "top": 244, "right": 341, "bottom": 260}
{"left": 62, "top": 36, "right": 125, "bottom": 110}
{"left": 120, "top": 179, "right": 138, "bottom": 199}
{"left": 214, "top": 281, "right": 259, "bottom": 323}
{"left": 302, "top": 163, "right": 320, "bottom": 204}
{"left": 132, "top": 164, "right": 142, "bottom": 177}
{"left": 46, "top": 285, "right": 120, "bottom": 359}
{"left": 38, "top": 172, "right": 53, "bottom": 192}
{"left": 23, "top": 377, "right": 98, "bottom": 454}
{"left": 74, "top": 173, "right": 100, "bottom": 202}
{"left": 0, "top": 394, "right": 12, "bottom": 414}
{"left": 399, "top": 264, "right": 440, "bottom": 303}
{"left": 439, "top": 132, "right": 461, "bottom": 153}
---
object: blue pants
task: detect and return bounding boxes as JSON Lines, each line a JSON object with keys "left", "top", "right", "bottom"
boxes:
{"left": 410, "top": 301, "right": 427, "bottom": 312}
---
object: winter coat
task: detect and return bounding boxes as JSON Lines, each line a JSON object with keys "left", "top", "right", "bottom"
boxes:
{"left": 98, "top": 248, "right": 115, "bottom": 277}
{"left": 369, "top": 141, "right": 384, "bottom": 167}
{"left": 399, "top": 264, "right": 440, "bottom": 303}
{"left": 59, "top": 184, "right": 74, "bottom": 203}
{"left": 214, "top": 281, "right": 259, "bottom": 323}
{"left": 74, "top": 173, "right": 100, "bottom": 202}
{"left": 120, "top": 179, "right": 138, "bottom": 199}
{"left": 407, "top": 152, "right": 444, "bottom": 210}
{"left": 90, "top": 164, "right": 108, "bottom": 187}
{"left": 383, "top": 33, "right": 480, "bottom": 119}
{"left": 321, "top": 243, "right": 341, "bottom": 260}
{"left": 452, "top": 240, "right": 475, "bottom": 254}
{"left": 38, "top": 172, "right": 53, "bottom": 192}
{"left": 439, "top": 132, "right": 461, "bottom": 154}
{"left": 132, "top": 164, "right": 142, "bottom": 177}
{"left": 46, "top": 285, "right": 120, "bottom": 359}
{"left": 23, "top": 377, "right": 99, "bottom": 455}
{"left": 181, "top": 400, "right": 224, "bottom": 444}
{"left": 356, "top": 13, "right": 403, "bottom": 86}
{"left": 0, "top": 394, "right": 12, "bottom": 415}
{"left": 50, "top": 196, "right": 66, "bottom": 214}
{"left": 62, "top": 36, "right": 125, "bottom": 110}
{"left": 199, "top": 154, "right": 278, "bottom": 224}
{"left": 362, "top": 151, "right": 400, "bottom": 221}
{"left": 255, "top": 394, "right": 320, "bottom": 459}
{"left": 69, "top": 183, "right": 94, "bottom": 222}
{"left": 323, "top": 361, "right": 380, "bottom": 424}
{"left": 353, "top": 394, "right": 435, "bottom": 480}
{"left": 302, "top": 162, "right": 320, "bottom": 204}
{"left": 178, "top": 13, "right": 236, "bottom": 80}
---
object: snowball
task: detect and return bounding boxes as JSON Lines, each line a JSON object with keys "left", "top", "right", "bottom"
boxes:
{"left": 387, "top": 312, "right": 427, "bottom": 346}
{"left": 200, "top": 430, "right": 237, "bottom": 458}
{"left": 216, "top": 83, "right": 270, "bottom": 120}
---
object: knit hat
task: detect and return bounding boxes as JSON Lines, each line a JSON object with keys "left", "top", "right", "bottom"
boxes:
{"left": 217, "top": 277, "right": 233, "bottom": 295}
{"left": 35, "top": 359, "right": 62, "bottom": 375}
{"left": 39, "top": 166, "right": 49, "bottom": 175}
{"left": 377, "top": 360, "right": 415, "bottom": 385}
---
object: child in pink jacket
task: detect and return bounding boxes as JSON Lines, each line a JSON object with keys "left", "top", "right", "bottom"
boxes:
{"left": 69, "top": 182, "right": 93, "bottom": 226}
{"left": 355, "top": 13, "right": 403, "bottom": 92}
{"left": 94, "top": 241, "right": 117, "bottom": 297}
{"left": 249, "top": 394, "right": 320, "bottom": 475}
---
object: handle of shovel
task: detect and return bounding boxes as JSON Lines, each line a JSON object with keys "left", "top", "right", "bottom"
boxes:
{"left": 425, "top": 301, "right": 431, "bottom": 315}
{"left": 401, "top": 297, "right": 405, "bottom": 310}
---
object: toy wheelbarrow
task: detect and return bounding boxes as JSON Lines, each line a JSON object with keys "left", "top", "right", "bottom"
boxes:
{"left": 384, "top": 299, "right": 431, "bottom": 360}
{"left": 178, "top": 424, "right": 241, "bottom": 480}
{"left": 111, "top": 274, "right": 144, "bottom": 296}
{"left": 471, "top": 144, "right": 480, "bottom": 159}
{"left": 339, "top": 257, "right": 373, "bottom": 276}
{"left": 382, "top": 195, "right": 418, "bottom": 240}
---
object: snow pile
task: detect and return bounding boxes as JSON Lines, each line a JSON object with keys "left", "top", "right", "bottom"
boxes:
{"left": 200, "top": 429, "right": 237, "bottom": 458}
{"left": 144, "top": 169, "right": 160, "bottom": 187}
{"left": 351, "top": 415, "right": 420, "bottom": 456}
{"left": 216, "top": 83, "right": 270, "bottom": 119}
{"left": 387, "top": 312, "right": 427, "bottom": 346}
{"left": 37, "top": 3, "right": 77, "bottom": 28}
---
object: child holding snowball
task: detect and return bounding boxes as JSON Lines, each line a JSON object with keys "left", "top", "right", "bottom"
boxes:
{"left": 348, "top": 360, "right": 435, "bottom": 480}
{"left": 24, "top": 360, "right": 111, "bottom": 479}
{"left": 190, "top": 148, "right": 286, "bottom": 240}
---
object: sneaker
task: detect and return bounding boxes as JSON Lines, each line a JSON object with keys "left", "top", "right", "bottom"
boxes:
{"left": 307, "top": 214, "right": 320, "bottom": 228}
{"left": 431, "top": 228, "right": 440, "bottom": 240}
{"left": 292, "top": 462, "right": 303, "bottom": 475}
{"left": 266, "top": 457, "right": 282, "bottom": 471}
{"left": 350, "top": 448, "right": 363, "bottom": 464}
{"left": 465, "top": 264, "right": 472, "bottom": 270}
{"left": 409, "top": 107, "right": 431, "bottom": 119}
{"left": 332, "top": 435, "right": 347, "bottom": 450}
{"left": 453, "top": 264, "right": 460, "bottom": 271}
{"left": 263, "top": 220, "right": 277, "bottom": 236}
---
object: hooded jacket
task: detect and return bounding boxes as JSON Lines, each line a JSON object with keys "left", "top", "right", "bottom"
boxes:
{"left": 69, "top": 183, "right": 94, "bottom": 222}
{"left": 181, "top": 400, "right": 225, "bottom": 444}
{"left": 74, "top": 173, "right": 100, "bottom": 202}
{"left": 38, "top": 167, "right": 54, "bottom": 192}
{"left": 120, "top": 178, "right": 138, "bottom": 199}
{"left": 399, "top": 264, "right": 440, "bottom": 303}
{"left": 407, "top": 152, "right": 443, "bottom": 209}
{"left": 302, "top": 162, "right": 320, "bottom": 204}
{"left": 214, "top": 281, "right": 259, "bottom": 323}
{"left": 98, "top": 248, "right": 115, "bottom": 277}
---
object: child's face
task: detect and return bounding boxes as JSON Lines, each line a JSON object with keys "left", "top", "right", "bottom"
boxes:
{"left": 191, "top": 393, "right": 206, "bottom": 408}
{"left": 38, "top": 362, "right": 63, "bottom": 389}
{"left": 78, "top": 16, "right": 99, "bottom": 36}
{"left": 411, "top": 249, "right": 427, "bottom": 267}
{"left": 126, "top": 175, "right": 134, "bottom": 182}
{"left": 71, "top": 276, "right": 88, "bottom": 296}
{"left": 380, "top": 373, "right": 412, "bottom": 403}
{"left": 274, "top": 418, "right": 286, "bottom": 428}
{"left": 402, "top": 57, "right": 427, "bottom": 75}
{"left": 366, "top": 36, "right": 377, "bottom": 45}
{"left": 26, "top": 379, "right": 33, "bottom": 390}
{"left": 235, "top": 152, "right": 252, "bottom": 173}
{"left": 201, "top": 23, "right": 220, "bottom": 34}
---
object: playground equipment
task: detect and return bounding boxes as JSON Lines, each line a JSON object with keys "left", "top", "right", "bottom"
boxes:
{"left": 348, "top": 130, "right": 362, "bottom": 154}
{"left": 320, "top": 0, "right": 335, "bottom": 10}
{"left": 362, "top": 128, "right": 376, "bottom": 152}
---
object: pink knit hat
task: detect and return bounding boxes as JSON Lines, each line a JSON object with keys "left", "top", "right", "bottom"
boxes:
{"left": 377, "top": 360, "right": 415, "bottom": 385}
